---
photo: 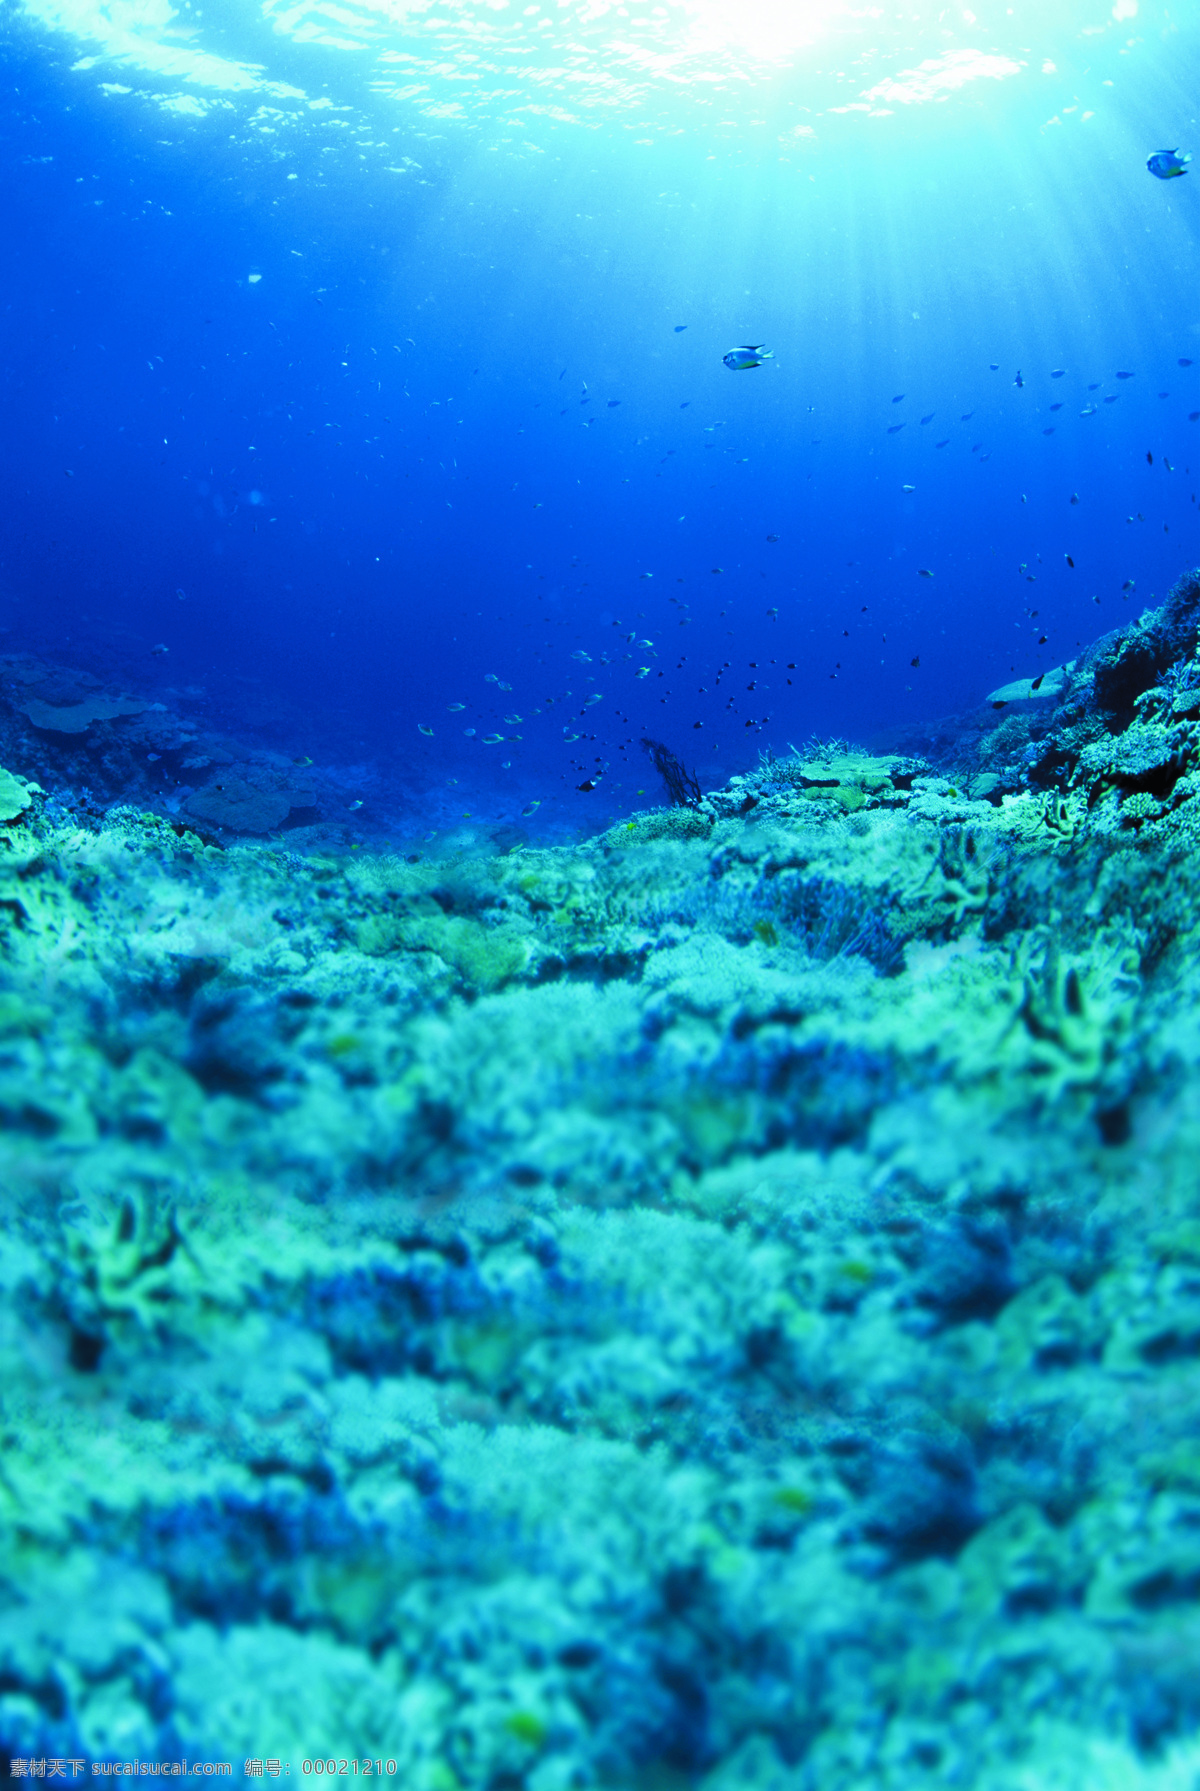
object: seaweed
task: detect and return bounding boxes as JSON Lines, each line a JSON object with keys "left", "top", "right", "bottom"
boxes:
{"left": 640, "top": 736, "right": 702, "bottom": 808}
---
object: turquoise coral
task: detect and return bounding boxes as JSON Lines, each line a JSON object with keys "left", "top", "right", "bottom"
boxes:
{"left": 2, "top": 654, "right": 1200, "bottom": 1787}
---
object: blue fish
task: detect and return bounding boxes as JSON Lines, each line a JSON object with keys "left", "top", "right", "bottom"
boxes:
{"left": 723, "top": 344, "right": 774, "bottom": 371}
{"left": 1147, "top": 148, "right": 1190, "bottom": 179}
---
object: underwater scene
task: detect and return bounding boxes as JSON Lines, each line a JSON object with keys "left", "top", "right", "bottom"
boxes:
{"left": 4, "top": 0, "right": 1200, "bottom": 1782}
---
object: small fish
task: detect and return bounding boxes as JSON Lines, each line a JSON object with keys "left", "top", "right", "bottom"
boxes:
{"left": 484, "top": 672, "right": 499, "bottom": 683}
{"left": 176, "top": 587, "right": 187, "bottom": 600}
{"left": 921, "top": 412, "right": 935, "bottom": 424}
{"left": 1147, "top": 149, "right": 1190, "bottom": 180}
{"left": 1066, "top": 554, "right": 1075, "bottom": 567}
{"left": 766, "top": 533, "right": 780, "bottom": 542}
{"left": 887, "top": 424, "right": 905, "bottom": 434}
{"left": 293, "top": 755, "right": 313, "bottom": 766}
{"left": 918, "top": 568, "right": 934, "bottom": 579}
{"left": 1165, "top": 458, "right": 1174, "bottom": 471}
{"left": 447, "top": 702, "right": 465, "bottom": 711}
{"left": 1051, "top": 369, "right": 1066, "bottom": 378}
{"left": 498, "top": 682, "right": 513, "bottom": 691}
{"left": 723, "top": 344, "right": 774, "bottom": 371}
{"left": 1116, "top": 370, "right": 1135, "bottom": 380}
{"left": 347, "top": 799, "right": 363, "bottom": 811}
{"left": 637, "top": 638, "right": 654, "bottom": 648}
{"left": 1070, "top": 492, "right": 1080, "bottom": 504}
{"left": 935, "top": 440, "right": 949, "bottom": 448}
{"left": 582, "top": 693, "right": 603, "bottom": 708}
{"left": 989, "top": 363, "right": 999, "bottom": 371}
{"left": 1080, "top": 404, "right": 1097, "bottom": 417}
{"left": 634, "top": 667, "right": 650, "bottom": 679}
{"left": 503, "top": 713, "right": 523, "bottom": 724}
{"left": 576, "top": 779, "right": 599, "bottom": 791}
{"left": 674, "top": 325, "right": 688, "bottom": 333}
{"left": 150, "top": 642, "right": 169, "bottom": 655}
{"left": 521, "top": 800, "right": 542, "bottom": 815}
{"left": 901, "top": 483, "right": 916, "bottom": 492}
{"left": 1013, "top": 370, "right": 1025, "bottom": 387}
{"left": 418, "top": 723, "right": 434, "bottom": 736}
{"left": 608, "top": 400, "right": 621, "bottom": 408}
{"left": 464, "top": 728, "right": 476, "bottom": 737}
{"left": 1031, "top": 673, "right": 1045, "bottom": 691}
{"left": 910, "top": 655, "right": 920, "bottom": 668}
{"left": 482, "top": 733, "right": 504, "bottom": 745}
{"left": 1123, "top": 579, "right": 1135, "bottom": 590}
{"left": 571, "top": 650, "right": 592, "bottom": 662}
{"left": 960, "top": 412, "right": 973, "bottom": 421}
{"left": 1050, "top": 403, "right": 1063, "bottom": 411}
{"left": 892, "top": 394, "right": 905, "bottom": 403}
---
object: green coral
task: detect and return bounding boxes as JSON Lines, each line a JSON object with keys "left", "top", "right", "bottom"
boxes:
{"left": 357, "top": 908, "right": 531, "bottom": 991}
{"left": 1119, "top": 788, "right": 1164, "bottom": 825}
{"left": 758, "top": 748, "right": 911, "bottom": 812}
{"left": 1075, "top": 721, "right": 1192, "bottom": 786}
{"left": 102, "top": 804, "right": 206, "bottom": 854}
{"left": 602, "top": 805, "right": 714, "bottom": 846}
{"left": 1, "top": 726, "right": 1200, "bottom": 1783}
{"left": 0, "top": 766, "right": 33, "bottom": 824}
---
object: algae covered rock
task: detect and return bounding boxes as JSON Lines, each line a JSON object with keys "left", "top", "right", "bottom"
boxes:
{"left": 184, "top": 777, "right": 292, "bottom": 834}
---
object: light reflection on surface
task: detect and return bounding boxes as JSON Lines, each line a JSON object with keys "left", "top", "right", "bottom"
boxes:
{"left": 15, "top": 0, "right": 1122, "bottom": 150}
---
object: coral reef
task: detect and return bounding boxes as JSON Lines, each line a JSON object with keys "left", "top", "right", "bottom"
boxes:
{"left": 4, "top": 580, "right": 1200, "bottom": 1784}
{"left": 20, "top": 694, "right": 151, "bottom": 734}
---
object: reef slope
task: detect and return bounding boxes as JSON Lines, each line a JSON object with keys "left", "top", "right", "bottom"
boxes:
{"left": 4, "top": 578, "right": 1200, "bottom": 1787}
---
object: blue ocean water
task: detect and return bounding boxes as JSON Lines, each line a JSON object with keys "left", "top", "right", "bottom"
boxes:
{"left": 8, "top": 8, "right": 1200, "bottom": 1784}
{"left": 3, "top": 0, "right": 1198, "bottom": 830}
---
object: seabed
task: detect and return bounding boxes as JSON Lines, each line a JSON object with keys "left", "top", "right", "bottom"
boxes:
{"left": 3, "top": 576, "right": 1200, "bottom": 1786}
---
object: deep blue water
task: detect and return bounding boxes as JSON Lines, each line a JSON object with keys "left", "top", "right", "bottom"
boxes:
{"left": 2, "top": 0, "right": 1199, "bottom": 829}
